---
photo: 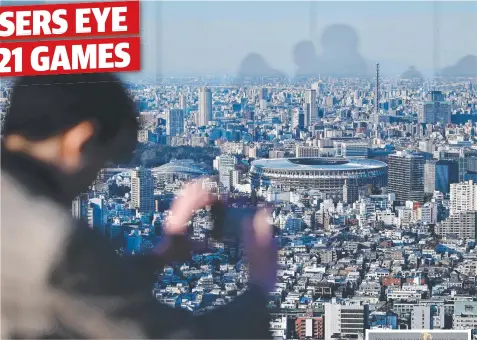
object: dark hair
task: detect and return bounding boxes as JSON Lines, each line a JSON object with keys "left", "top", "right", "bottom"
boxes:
{"left": 4, "top": 73, "right": 139, "bottom": 162}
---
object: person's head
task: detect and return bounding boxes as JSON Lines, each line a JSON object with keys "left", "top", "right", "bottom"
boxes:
{"left": 320, "top": 24, "right": 359, "bottom": 55}
{"left": 293, "top": 41, "right": 317, "bottom": 67}
{"left": 3, "top": 73, "right": 138, "bottom": 194}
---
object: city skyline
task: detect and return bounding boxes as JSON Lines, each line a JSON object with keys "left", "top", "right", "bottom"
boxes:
{"left": 1, "top": 62, "right": 477, "bottom": 339}
{"left": 2, "top": 1, "right": 477, "bottom": 338}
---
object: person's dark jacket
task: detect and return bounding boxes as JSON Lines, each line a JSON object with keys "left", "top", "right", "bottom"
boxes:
{"left": 1, "top": 149, "right": 271, "bottom": 339}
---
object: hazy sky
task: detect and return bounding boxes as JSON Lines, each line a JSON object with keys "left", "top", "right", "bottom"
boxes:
{"left": 3, "top": 0, "right": 476, "bottom": 77}
{"left": 138, "top": 1, "right": 477, "bottom": 77}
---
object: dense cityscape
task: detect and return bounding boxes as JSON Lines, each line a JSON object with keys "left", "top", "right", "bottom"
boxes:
{"left": 1, "top": 69, "right": 477, "bottom": 339}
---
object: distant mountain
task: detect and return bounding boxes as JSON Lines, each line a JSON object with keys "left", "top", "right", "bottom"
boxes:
{"left": 400, "top": 66, "right": 424, "bottom": 80}
{"left": 365, "top": 59, "right": 434, "bottom": 78}
{"left": 441, "top": 55, "right": 477, "bottom": 77}
{"left": 237, "top": 53, "right": 285, "bottom": 78}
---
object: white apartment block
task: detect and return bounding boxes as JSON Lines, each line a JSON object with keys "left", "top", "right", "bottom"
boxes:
{"left": 450, "top": 180, "right": 477, "bottom": 215}
{"left": 324, "top": 303, "right": 366, "bottom": 339}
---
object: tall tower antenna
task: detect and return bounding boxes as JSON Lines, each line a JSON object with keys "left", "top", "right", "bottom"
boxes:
{"left": 375, "top": 63, "right": 380, "bottom": 114}
{"left": 433, "top": 0, "right": 440, "bottom": 88}
{"left": 309, "top": 1, "right": 317, "bottom": 41}
{"left": 140, "top": 2, "right": 162, "bottom": 84}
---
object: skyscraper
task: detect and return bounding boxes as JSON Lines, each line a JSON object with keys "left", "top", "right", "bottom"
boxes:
{"left": 179, "top": 93, "right": 187, "bottom": 115}
{"left": 293, "top": 108, "right": 305, "bottom": 130}
{"left": 424, "top": 160, "right": 437, "bottom": 194}
{"left": 216, "top": 155, "right": 237, "bottom": 190}
{"left": 418, "top": 91, "right": 451, "bottom": 124}
{"left": 72, "top": 193, "right": 89, "bottom": 222}
{"left": 131, "top": 167, "right": 155, "bottom": 214}
{"left": 198, "top": 87, "right": 212, "bottom": 126}
{"left": 87, "top": 198, "right": 108, "bottom": 235}
{"left": 165, "top": 108, "right": 185, "bottom": 136}
{"left": 435, "top": 159, "right": 459, "bottom": 194}
{"left": 375, "top": 63, "right": 380, "bottom": 114}
{"left": 304, "top": 89, "right": 317, "bottom": 127}
{"left": 259, "top": 87, "right": 268, "bottom": 101}
{"left": 439, "top": 150, "right": 477, "bottom": 182}
{"left": 343, "top": 180, "right": 359, "bottom": 205}
{"left": 388, "top": 152, "right": 425, "bottom": 203}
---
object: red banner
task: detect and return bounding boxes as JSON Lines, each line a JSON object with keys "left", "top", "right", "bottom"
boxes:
{"left": 0, "top": 0, "right": 141, "bottom": 76}
{"left": 0, "top": 37, "right": 141, "bottom": 76}
{"left": 0, "top": 0, "right": 139, "bottom": 40}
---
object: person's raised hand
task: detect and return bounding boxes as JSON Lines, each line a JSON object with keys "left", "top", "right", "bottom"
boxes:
{"left": 164, "top": 179, "right": 217, "bottom": 235}
{"left": 153, "top": 179, "right": 216, "bottom": 260}
{"left": 242, "top": 209, "right": 278, "bottom": 294}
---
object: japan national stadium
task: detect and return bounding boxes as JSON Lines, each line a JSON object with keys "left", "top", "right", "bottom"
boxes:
{"left": 249, "top": 158, "right": 388, "bottom": 196}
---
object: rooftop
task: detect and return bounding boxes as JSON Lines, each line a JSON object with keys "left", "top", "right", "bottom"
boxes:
{"left": 251, "top": 158, "right": 387, "bottom": 171}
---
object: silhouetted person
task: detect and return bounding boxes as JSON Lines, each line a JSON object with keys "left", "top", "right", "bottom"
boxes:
{"left": 1, "top": 73, "right": 276, "bottom": 339}
{"left": 293, "top": 40, "right": 320, "bottom": 78}
{"left": 316, "top": 24, "right": 368, "bottom": 77}
{"left": 441, "top": 55, "right": 477, "bottom": 77}
{"left": 237, "top": 53, "right": 285, "bottom": 78}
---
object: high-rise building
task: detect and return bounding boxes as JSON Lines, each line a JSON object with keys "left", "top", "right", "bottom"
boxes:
{"left": 295, "top": 311, "right": 324, "bottom": 339}
{"left": 259, "top": 87, "right": 268, "bottom": 101}
{"left": 424, "top": 160, "right": 436, "bottom": 194}
{"left": 436, "top": 211, "right": 477, "bottom": 239}
{"left": 165, "top": 108, "right": 185, "bottom": 136}
{"left": 418, "top": 91, "right": 451, "bottom": 124}
{"left": 453, "top": 301, "right": 477, "bottom": 331}
{"left": 296, "top": 145, "right": 321, "bottom": 158}
{"left": 304, "top": 89, "right": 317, "bottom": 127}
{"left": 216, "top": 155, "right": 237, "bottom": 190}
{"left": 179, "top": 93, "right": 187, "bottom": 115}
{"left": 198, "top": 87, "right": 212, "bottom": 126}
{"left": 388, "top": 152, "right": 425, "bottom": 203}
{"left": 411, "top": 306, "right": 432, "bottom": 329}
{"left": 425, "top": 158, "right": 460, "bottom": 195}
{"left": 343, "top": 179, "right": 359, "bottom": 205}
{"left": 324, "top": 303, "right": 367, "bottom": 339}
{"left": 435, "top": 159, "right": 459, "bottom": 194}
{"left": 87, "top": 198, "right": 108, "bottom": 235}
{"left": 292, "top": 109, "right": 304, "bottom": 130}
{"left": 139, "top": 112, "right": 156, "bottom": 127}
{"left": 469, "top": 157, "right": 477, "bottom": 172}
{"left": 270, "top": 317, "right": 287, "bottom": 340}
{"left": 230, "top": 169, "right": 240, "bottom": 189}
{"left": 341, "top": 142, "right": 369, "bottom": 158}
{"left": 439, "top": 150, "right": 477, "bottom": 182}
{"left": 124, "top": 229, "right": 142, "bottom": 254}
{"left": 72, "top": 193, "right": 89, "bottom": 222}
{"left": 450, "top": 180, "right": 477, "bottom": 215}
{"left": 131, "top": 167, "right": 155, "bottom": 214}
{"left": 374, "top": 63, "right": 380, "bottom": 114}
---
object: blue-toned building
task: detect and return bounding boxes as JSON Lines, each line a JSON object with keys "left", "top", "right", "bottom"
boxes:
{"left": 464, "top": 171, "right": 477, "bottom": 183}
{"left": 125, "top": 230, "right": 142, "bottom": 254}
{"left": 369, "top": 311, "right": 398, "bottom": 330}
{"left": 88, "top": 198, "right": 108, "bottom": 235}
{"left": 435, "top": 160, "right": 459, "bottom": 194}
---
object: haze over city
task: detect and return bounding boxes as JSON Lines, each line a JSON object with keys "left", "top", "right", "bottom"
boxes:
{"left": 2, "top": 1, "right": 477, "bottom": 339}
{"left": 136, "top": 1, "right": 477, "bottom": 78}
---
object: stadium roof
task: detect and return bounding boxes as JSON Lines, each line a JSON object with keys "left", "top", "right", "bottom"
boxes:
{"left": 251, "top": 158, "right": 387, "bottom": 171}
{"left": 152, "top": 159, "right": 209, "bottom": 177}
